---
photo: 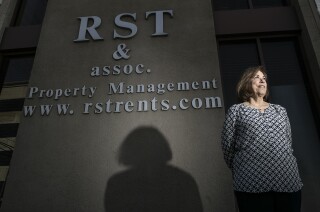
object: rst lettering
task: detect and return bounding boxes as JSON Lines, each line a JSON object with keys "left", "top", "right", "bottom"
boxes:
{"left": 73, "top": 10, "right": 173, "bottom": 42}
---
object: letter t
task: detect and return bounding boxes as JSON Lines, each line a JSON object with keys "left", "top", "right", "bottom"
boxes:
{"left": 145, "top": 10, "right": 173, "bottom": 36}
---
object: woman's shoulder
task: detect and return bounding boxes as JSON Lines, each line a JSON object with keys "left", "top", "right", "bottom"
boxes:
{"left": 225, "top": 104, "right": 246, "bottom": 117}
{"left": 227, "top": 103, "right": 288, "bottom": 113}
{"left": 227, "top": 103, "right": 243, "bottom": 112}
{"left": 269, "top": 103, "right": 287, "bottom": 113}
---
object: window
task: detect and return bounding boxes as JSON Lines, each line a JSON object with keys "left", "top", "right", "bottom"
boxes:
{"left": 13, "top": 0, "right": 47, "bottom": 26}
{"left": 212, "top": 0, "right": 288, "bottom": 10}
{"left": 218, "top": 37, "right": 308, "bottom": 108}
{"left": 251, "top": 0, "right": 287, "bottom": 8}
{"left": 218, "top": 40, "right": 260, "bottom": 109}
{"left": 0, "top": 99, "right": 25, "bottom": 112}
{"left": 213, "top": 0, "right": 249, "bottom": 11}
{"left": 0, "top": 55, "right": 34, "bottom": 87}
{"left": 260, "top": 38, "right": 304, "bottom": 86}
{"left": 0, "top": 99, "right": 22, "bottom": 206}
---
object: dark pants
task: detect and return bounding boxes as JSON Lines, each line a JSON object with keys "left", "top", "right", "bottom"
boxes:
{"left": 234, "top": 190, "right": 301, "bottom": 212}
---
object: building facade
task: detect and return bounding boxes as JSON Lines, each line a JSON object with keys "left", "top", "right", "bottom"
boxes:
{"left": 316, "top": 0, "right": 320, "bottom": 13}
{"left": 0, "top": 0, "right": 319, "bottom": 211}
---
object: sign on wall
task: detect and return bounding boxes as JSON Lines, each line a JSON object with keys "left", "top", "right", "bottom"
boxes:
{"left": 1, "top": 1, "right": 234, "bottom": 212}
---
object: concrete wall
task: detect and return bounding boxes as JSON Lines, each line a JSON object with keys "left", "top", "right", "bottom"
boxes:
{"left": 295, "top": 0, "right": 320, "bottom": 109}
{"left": 1, "top": 0, "right": 235, "bottom": 211}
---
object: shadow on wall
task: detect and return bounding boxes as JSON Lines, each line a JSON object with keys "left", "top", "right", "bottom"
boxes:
{"left": 104, "top": 126, "right": 203, "bottom": 212}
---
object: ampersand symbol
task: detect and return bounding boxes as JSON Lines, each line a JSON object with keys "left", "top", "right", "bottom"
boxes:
{"left": 113, "top": 43, "right": 130, "bottom": 60}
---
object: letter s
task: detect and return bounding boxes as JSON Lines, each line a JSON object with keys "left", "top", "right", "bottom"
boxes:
{"left": 113, "top": 13, "right": 137, "bottom": 39}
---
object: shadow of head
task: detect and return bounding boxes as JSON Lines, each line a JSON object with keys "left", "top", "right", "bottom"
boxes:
{"left": 105, "top": 126, "right": 204, "bottom": 212}
{"left": 118, "top": 126, "right": 172, "bottom": 167}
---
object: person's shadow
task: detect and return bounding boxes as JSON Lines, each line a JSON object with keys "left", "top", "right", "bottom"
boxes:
{"left": 104, "top": 126, "right": 203, "bottom": 212}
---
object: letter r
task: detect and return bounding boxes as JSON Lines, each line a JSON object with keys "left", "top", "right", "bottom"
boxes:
{"left": 74, "top": 16, "right": 104, "bottom": 42}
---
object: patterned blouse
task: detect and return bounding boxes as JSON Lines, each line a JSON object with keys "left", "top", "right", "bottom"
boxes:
{"left": 221, "top": 103, "right": 303, "bottom": 193}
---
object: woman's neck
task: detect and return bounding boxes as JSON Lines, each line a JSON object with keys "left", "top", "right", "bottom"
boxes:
{"left": 245, "top": 97, "right": 269, "bottom": 112}
{"left": 249, "top": 97, "right": 265, "bottom": 107}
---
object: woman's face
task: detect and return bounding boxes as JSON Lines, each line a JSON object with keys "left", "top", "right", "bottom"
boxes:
{"left": 251, "top": 70, "right": 267, "bottom": 98}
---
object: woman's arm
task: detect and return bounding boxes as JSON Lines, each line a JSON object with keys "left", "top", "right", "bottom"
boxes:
{"left": 221, "top": 105, "right": 238, "bottom": 169}
{"left": 283, "top": 107, "right": 293, "bottom": 147}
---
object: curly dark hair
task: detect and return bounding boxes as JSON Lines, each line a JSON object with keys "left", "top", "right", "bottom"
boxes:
{"left": 237, "top": 66, "right": 269, "bottom": 102}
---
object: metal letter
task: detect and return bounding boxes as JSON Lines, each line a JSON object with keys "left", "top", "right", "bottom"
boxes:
{"left": 145, "top": 10, "right": 173, "bottom": 36}
{"left": 114, "top": 13, "right": 137, "bottom": 39}
{"left": 74, "top": 16, "right": 104, "bottom": 42}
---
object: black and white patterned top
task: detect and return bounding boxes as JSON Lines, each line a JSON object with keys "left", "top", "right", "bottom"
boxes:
{"left": 221, "top": 103, "right": 303, "bottom": 193}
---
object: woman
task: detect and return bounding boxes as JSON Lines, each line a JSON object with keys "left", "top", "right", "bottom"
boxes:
{"left": 221, "top": 66, "right": 303, "bottom": 212}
